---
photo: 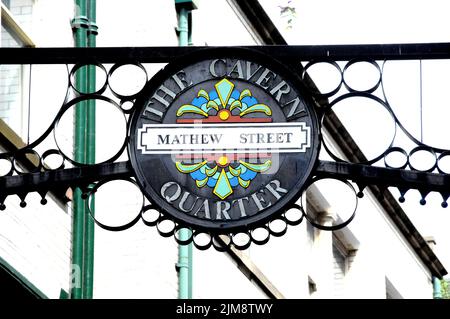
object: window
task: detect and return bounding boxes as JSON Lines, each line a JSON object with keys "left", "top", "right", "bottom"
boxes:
{"left": 332, "top": 237, "right": 347, "bottom": 297}
{"left": 1, "top": 1, "right": 34, "bottom": 142}
{"left": 306, "top": 218, "right": 315, "bottom": 246}
{"left": 308, "top": 276, "right": 317, "bottom": 296}
{"left": 1, "top": 2, "right": 68, "bottom": 206}
{"left": 332, "top": 235, "right": 358, "bottom": 298}
{"left": 385, "top": 277, "right": 402, "bottom": 299}
{"left": 1, "top": 1, "right": 34, "bottom": 47}
{"left": 1, "top": 0, "right": 10, "bottom": 9}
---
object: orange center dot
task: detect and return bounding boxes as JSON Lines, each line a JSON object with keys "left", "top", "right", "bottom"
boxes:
{"left": 219, "top": 110, "right": 230, "bottom": 121}
{"left": 218, "top": 156, "right": 228, "bottom": 166}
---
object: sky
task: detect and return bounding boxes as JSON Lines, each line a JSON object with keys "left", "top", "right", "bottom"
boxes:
{"left": 260, "top": 0, "right": 450, "bottom": 278}
{"left": 261, "top": 0, "right": 450, "bottom": 45}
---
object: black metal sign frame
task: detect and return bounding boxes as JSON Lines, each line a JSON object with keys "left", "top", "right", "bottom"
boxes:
{"left": 128, "top": 47, "right": 320, "bottom": 232}
{"left": 0, "top": 44, "right": 450, "bottom": 261}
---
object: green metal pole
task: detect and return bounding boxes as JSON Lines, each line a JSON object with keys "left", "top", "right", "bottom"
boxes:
{"left": 186, "top": 10, "right": 193, "bottom": 295}
{"left": 188, "top": 12, "right": 193, "bottom": 46}
{"left": 176, "top": 5, "right": 193, "bottom": 299}
{"left": 83, "top": 0, "right": 97, "bottom": 299}
{"left": 71, "top": 0, "right": 88, "bottom": 299}
{"left": 185, "top": 5, "right": 196, "bottom": 299}
{"left": 187, "top": 233, "right": 193, "bottom": 297}
{"left": 178, "top": 7, "right": 189, "bottom": 45}
{"left": 433, "top": 277, "right": 443, "bottom": 299}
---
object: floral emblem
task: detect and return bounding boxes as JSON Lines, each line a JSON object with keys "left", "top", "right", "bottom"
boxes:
{"left": 175, "top": 78, "right": 273, "bottom": 200}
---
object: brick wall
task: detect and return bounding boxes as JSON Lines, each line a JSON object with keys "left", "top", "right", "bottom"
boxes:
{"left": 0, "top": 0, "right": 34, "bottom": 136}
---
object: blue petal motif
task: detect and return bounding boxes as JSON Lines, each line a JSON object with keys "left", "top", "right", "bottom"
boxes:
{"left": 231, "top": 89, "right": 240, "bottom": 100}
{"left": 241, "top": 96, "right": 258, "bottom": 111}
{"left": 192, "top": 96, "right": 207, "bottom": 108}
{"left": 175, "top": 81, "right": 270, "bottom": 199}
{"left": 229, "top": 177, "right": 238, "bottom": 187}
{"left": 190, "top": 169, "right": 206, "bottom": 181}
{"left": 207, "top": 178, "right": 217, "bottom": 187}
{"left": 206, "top": 171, "right": 220, "bottom": 187}
{"left": 226, "top": 171, "right": 239, "bottom": 187}
{"left": 239, "top": 165, "right": 257, "bottom": 181}
{"left": 209, "top": 90, "right": 218, "bottom": 100}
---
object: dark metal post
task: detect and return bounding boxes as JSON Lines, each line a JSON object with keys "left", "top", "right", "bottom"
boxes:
{"left": 70, "top": 0, "right": 88, "bottom": 299}
{"left": 83, "top": 0, "right": 97, "bottom": 299}
{"left": 175, "top": 0, "right": 197, "bottom": 299}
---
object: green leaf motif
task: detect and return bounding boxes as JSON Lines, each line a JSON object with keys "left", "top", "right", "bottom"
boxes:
{"left": 176, "top": 161, "right": 207, "bottom": 173}
{"left": 240, "top": 104, "right": 272, "bottom": 117}
{"left": 239, "top": 160, "right": 272, "bottom": 173}
{"left": 176, "top": 105, "right": 209, "bottom": 117}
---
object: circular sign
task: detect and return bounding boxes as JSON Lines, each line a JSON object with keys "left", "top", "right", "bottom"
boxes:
{"left": 129, "top": 48, "right": 320, "bottom": 232}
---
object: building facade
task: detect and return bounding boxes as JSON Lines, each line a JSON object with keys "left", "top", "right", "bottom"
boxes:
{"left": 0, "top": 0, "right": 446, "bottom": 298}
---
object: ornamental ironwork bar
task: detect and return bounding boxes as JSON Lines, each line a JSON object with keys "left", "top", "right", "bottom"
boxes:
{"left": 0, "top": 161, "right": 131, "bottom": 198}
{"left": 2, "top": 43, "right": 450, "bottom": 65}
{"left": 1, "top": 160, "right": 449, "bottom": 202}
{"left": 315, "top": 161, "right": 450, "bottom": 198}
{"left": 71, "top": 0, "right": 89, "bottom": 299}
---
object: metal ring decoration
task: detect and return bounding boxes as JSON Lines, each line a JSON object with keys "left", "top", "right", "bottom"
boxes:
{"left": 283, "top": 203, "right": 305, "bottom": 226}
{"left": 300, "top": 177, "right": 358, "bottom": 231}
{"left": 141, "top": 204, "right": 161, "bottom": 227}
{"left": 268, "top": 218, "right": 288, "bottom": 237}
{"left": 69, "top": 63, "right": 108, "bottom": 95}
{"left": 380, "top": 60, "right": 450, "bottom": 155}
{"left": 53, "top": 95, "right": 128, "bottom": 166}
{"left": 384, "top": 147, "right": 408, "bottom": 169}
{"left": 437, "top": 150, "right": 450, "bottom": 174}
{"left": 4, "top": 88, "right": 73, "bottom": 161}
{"left": 130, "top": 201, "right": 308, "bottom": 249}
{"left": 156, "top": 217, "right": 177, "bottom": 238}
{"left": 87, "top": 190, "right": 345, "bottom": 249}
{"left": 212, "top": 234, "right": 232, "bottom": 252}
{"left": 192, "top": 231, "right": 212, "bottom": 250}
{"left": 86, "top": 178, "right": 143, "bottom": 231}
{"left": 231, "top": 232, "right": 252, "bottom": 250}
{"left": 302, "top": 60, "right": 343, "bottom": 98}
{"left": 108, "top": 62, "right": 148, "bottom": 101}
{"left": 343, "top": 59, "right": 382, "bottom": 94}
{"left": 250, "top": 226, "right": 271, "bottom": 246}
{"left": 120, "top": 100, "right": 135, "bottom": 114}
{"left": 41, "top": 149, "right": 65, "bottom": 170}
{"left": 174, "top": 225, "right": 194, "bottom": 246}
{"left": 8, "top": 53, "right": 450, "bottom": 250}
{"left": 12, "top": 149, "right": 42, "bottom": 174}
{"left": 321, "top": 92, "right": 397, "bottom": 164}
{"left": 0, "top": 153, "right": 14, "bottom": 177}
{"left": 408, "top": 146, "right": 437, "bottom": 172}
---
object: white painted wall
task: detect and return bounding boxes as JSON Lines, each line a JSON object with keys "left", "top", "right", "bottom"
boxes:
{"left": 193, "top": 248, "right": 268, "bottom": 299}
{"left": 96, "top": 0, "right": 178, "bottom": 47}
{"left": 334, "top": 190, "right": 432, "bottom": 299}
{"left": 0, "top": 0, "right": 436, "bottom": 299}
{"left": 0, "top": 0, "right": 73, "bottom": 299}
{"left": 0, "top": 192, "right": 71, "bottom": 298}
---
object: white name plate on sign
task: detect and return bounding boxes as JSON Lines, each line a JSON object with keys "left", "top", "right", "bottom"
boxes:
{"left": 137, "top": 122, "right": 311, "bottom": 154}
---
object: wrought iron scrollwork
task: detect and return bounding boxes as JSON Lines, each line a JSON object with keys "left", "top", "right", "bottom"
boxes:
{"left": 301, "top": 57, "right": 450, "bottom": 208}
{"left": 1, "top": 45, "right": 450, "bottom": 250}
